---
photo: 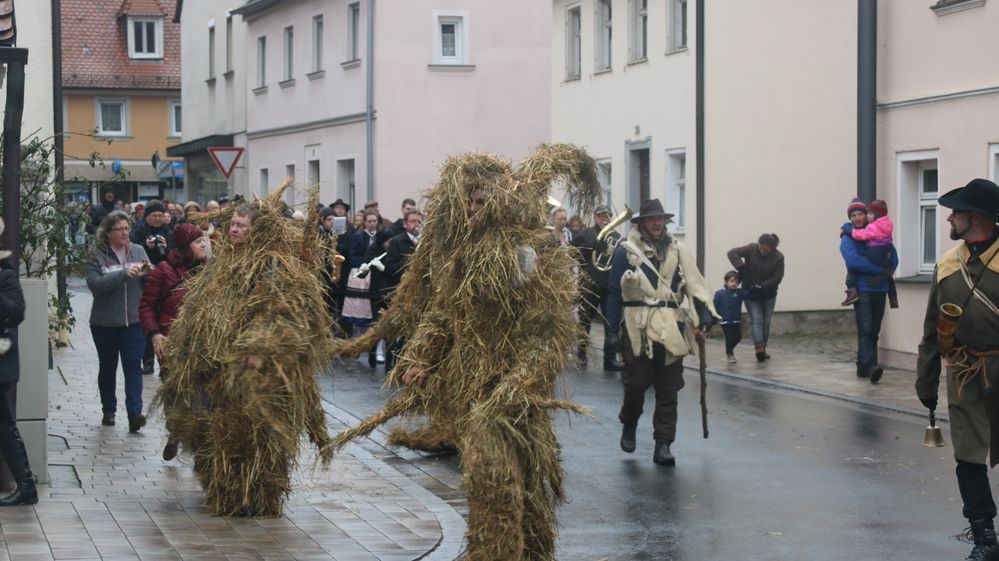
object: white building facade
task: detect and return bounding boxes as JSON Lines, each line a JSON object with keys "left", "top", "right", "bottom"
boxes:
{"left": 215, "top": 0, "right": 551, "bottom": 215}
{"left": 552, "top": 0, "right": 999, "bottom": 367}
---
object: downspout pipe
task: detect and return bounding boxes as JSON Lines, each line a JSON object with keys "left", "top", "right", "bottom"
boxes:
{"left": 857, "top": 0, "right": 877, "bottom": 202}
{"left": 1, "top": 49, "right": 28, "bottom": 268}
{"left": 695, "top": 0, "right": 705, "bottom": 271}
{"left": 365, "top": 0, "right": 374, "bottom": 201}
{"left": 53, "top": 0, "right": 67, "bottom": 302}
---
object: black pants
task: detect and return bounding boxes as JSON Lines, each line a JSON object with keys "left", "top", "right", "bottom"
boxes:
{"left": 957, "top": 460, "right": 997, "bottom": 521}
{"left": 722, "top": 324, "right": 742, "bottom": 354}
{"left": 0, "top": 383, "right": 20, "bottom": 458}
{"left": 619, "top": 336, "right": 685, "bottom": 442}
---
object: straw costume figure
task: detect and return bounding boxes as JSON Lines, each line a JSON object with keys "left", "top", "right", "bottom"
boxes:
{"left": 327, "top": 143, "right": 601, "bottom": 561}
{"left": 154, "top": 183, "right": 341, "bottom": 517}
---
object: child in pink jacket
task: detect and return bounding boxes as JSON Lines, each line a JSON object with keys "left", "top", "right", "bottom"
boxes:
{"left": 843, "top": 199, "right": 898, "bottom": 307}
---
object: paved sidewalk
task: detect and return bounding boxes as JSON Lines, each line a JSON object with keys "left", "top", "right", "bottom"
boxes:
{"left": 14, "top": 285, "right": 465, "bottom": 561}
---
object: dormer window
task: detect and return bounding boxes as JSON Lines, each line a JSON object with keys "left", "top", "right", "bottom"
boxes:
{"left": 127, "top": 17, "right": 163, "bottom": 59}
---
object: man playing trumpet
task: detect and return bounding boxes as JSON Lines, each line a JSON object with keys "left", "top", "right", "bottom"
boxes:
{"left": 917, "top": 178, "right": 999, "bottom": 561}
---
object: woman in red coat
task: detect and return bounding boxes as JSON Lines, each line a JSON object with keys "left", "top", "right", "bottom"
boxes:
{"left": 139, "top": 223, "right": 207, "bottom": 460}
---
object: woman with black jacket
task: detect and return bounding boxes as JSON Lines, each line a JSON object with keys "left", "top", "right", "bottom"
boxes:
{"left": 0, "top": 219, "right": 32, "bottom": 505}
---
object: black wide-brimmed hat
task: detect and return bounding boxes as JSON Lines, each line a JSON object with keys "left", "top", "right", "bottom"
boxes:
{"left": 939, "top": 178, "right": 999, "bottom": 221}
{"left": 330, "top": 198, "right": 351, "bottom": 211}
{"left": 630, "top": 198, "right": 675, "bottom": 223}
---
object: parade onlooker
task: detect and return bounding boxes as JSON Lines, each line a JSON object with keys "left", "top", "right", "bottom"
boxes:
{"left": 352, "top": 211, "right": 364, "bottom": 232}
{"left": 727, "top": 234, "right": 785, "bottom": 362}
{"left": 291, "top": 210, "right": 307, "bottom": 224}
{"left": 606, "top": 199, "right": 718, "bottom": 466}
{"left": 388, "top": 198, "right": 417, "bottom": 237}
{"left": 843, "top": 198, "right": 899, "bottom": 308}
{"left": 382, "top": 209, "right": 423, "bottom": 372}
{"left": 132, "top": 203, "right": 145, "bottom": 226}
{"left": 181, "top": 201, "right": 202, "bottom": 224}
{"left": 840, "top": 200, "right": 898, "bottom": 383}
{"left": 550, "top": 207, "right": 571, "bottom": 246}
{"left": 916, "top": 178, "right": 999, "bottom": 561}
{"left": 138, "top": 223, "right": 207, "bottom": 460}
{"left": 342, "top": 211, "right": 380, "bottom": 363}
{"left": 87, "top": 184, "right": 120, "bottom": 234}
{"left": 714, "top": 270, "right": 746, "bottom": 364}
{"left": 568, "top": 215, "right": 584, "bottom": 239}
{"left": 205, "top": 200, "right": 220, "bottom": 213}
{"left": 130, "top": 201, "right": 175, "bottom": 268}
{"left": 0, "top": 220, "right": 34, "bottom": 505}
{"left": 571, "top": 204, "right": 623, "bottom": 371}
{"left": 85, "top": 211, "right": 150, "bottom": 432}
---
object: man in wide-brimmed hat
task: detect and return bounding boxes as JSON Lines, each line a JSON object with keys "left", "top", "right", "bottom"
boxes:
{"left": 605, "top": 198, "right": 719, "bottom": 466}
{"left": 916, "top": 178, "right": 999, "bottom": 561}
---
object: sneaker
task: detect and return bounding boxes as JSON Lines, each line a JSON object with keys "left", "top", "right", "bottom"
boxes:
{"left": 162, "top": 442, "right": 178, "bottom": 461}
{"left": 128, "top": 414, "right": 147, "bottom": 433}
{"left": 870, "top": 366, "right": 883, "bottom": 384}
{"left": 142, "top": 359, "right": 155, "bottom": 375}
{"left": 841, "top": 288, "right": 859, "bottom": 306}
{"left": 653, "top": 440, "right": 676, "bottom": 466}
{"left": 101, "top": 413, "right": 115, "bottom": 426}
{"left": 726, "top": 353, "right": 737, "bottom": 364}
{"left": 376, "top": 353, "right": 385, "bottom": 364}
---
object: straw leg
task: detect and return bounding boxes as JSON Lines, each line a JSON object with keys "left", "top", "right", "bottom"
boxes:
{"left": 461, "top": 426, "right": 527, "bottom": 561}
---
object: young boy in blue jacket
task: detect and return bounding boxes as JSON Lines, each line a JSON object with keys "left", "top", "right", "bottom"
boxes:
{"left": 713, "top": 270, "right": 745, "bottom": 363}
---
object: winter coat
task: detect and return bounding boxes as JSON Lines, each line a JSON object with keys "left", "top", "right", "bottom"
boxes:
{"left": 349, "top": 230, "right": 378, "bottom": 269}
{"left": 839, "top": 234, "right": 898, "bottom": 293}
{"left": 382, "top": 231, "right": 417, "bottom": 297}
{"left": 713, "top": 287, "right": 745, "bottom": 325}
{"left": 726, "top": 243, "right": 785, "bottom": 301}
{"left": 139, "top": 251, "right": 197, "bottom": 338}
{"left": 87, "top": 201, "right": 117, "bottom": 234}
{"left": 130, "top": 221, "right": 175, "bottom": 266}
{"left": 0, "top": 261, "right": 25, "bottom": 384}
{"left": 571, "top": 226, "right": 611, "bottom": 291}
{"left": 851, "top": 215, "right": 894, "bottom": 246}
{"left": 85, "top": 242, "right": 150, "bottom": 327}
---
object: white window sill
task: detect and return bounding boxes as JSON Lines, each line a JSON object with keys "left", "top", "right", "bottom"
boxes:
{"left": 128, "top": 55, "right": 164, "bottom": 62}
{"left": 593, "top": 67, "right": 612, "bottom": 76}
{"left": 253, "top": 85, "right": 269, "bottom": 95}
{"left": 307, "top": 70, "right": 325, "bottom": 80}
{"left": 168, "top": 134, "right": 181, "bottom": 140}
{"left": 427, "top": 64, "right": 475, "bottom": 72}
{"left": 341, "top": 59, "right": 361, "bottom": 70}
{"left": 931, "top": 0, "right": 985, "bottom": 16}
{"left": 665, "top": 47, "right": 688, "bottom": 57}
{"left": 96, "top": 134, "right": 132, "bottom": 141}
{"left": 279, "top": 78, "right": 296, "bottom": 89}
{"left": 564, "top": 75, "right": 581, "bottom": 83}
{"left": 627, "top": 58, "right": 648, "bottom": 66}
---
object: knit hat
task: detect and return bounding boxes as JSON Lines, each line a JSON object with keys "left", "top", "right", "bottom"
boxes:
{"left": 173, "top": 223, "right": 202, "bottom": 251}
{"left": 868, "top": 199, "right": 888, "bottom": 218}
{"left": 847, "top": 198, "right": 867, "bottom": 217}
{"left": 144, "top": 200, "right": 166, "bottom": 217}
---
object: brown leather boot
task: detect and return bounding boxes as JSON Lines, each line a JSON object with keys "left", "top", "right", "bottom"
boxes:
{"left": 755, "top": 344, "right": 766, "bottom": 362}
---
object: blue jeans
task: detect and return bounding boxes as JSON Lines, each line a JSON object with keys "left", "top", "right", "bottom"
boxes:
{"left": 853, "top": 291, "right": 886, "bottom": 376}
{"left": 91, "top": 324, "right": 145, "bottom": 417}
{"left": 744, "top": 297, "right": 777, "bottom": 345}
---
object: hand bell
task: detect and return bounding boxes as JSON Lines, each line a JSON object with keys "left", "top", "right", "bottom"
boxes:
{"left": 922, "top": 410, "right": 946, "bottom": 448}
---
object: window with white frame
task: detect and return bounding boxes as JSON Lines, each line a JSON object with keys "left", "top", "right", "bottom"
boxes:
{"left": 283, "top": 26, "right": 294, "bottom": 81}
{"left": 208, "top": 24, "right": 216, "bottom": 79}
{"left": 96, "top": 98, "right": 128, "bottom": 136}
{"left": 566, "top": 5, "right": 581, "bottom": 80}
{"left": 669, "top": 0, "right": 687, "bottom": 51}
{"left": 595, "top": 0, "right": 612, "bottom": 71}
{"left": 168, "top": 100, "right": 181, "bottom": 138}
{"left": 990, "top": 143, "right": 999, "bottom": 184}
{"left": 256, "top": 36, "right": 267, "bottom": 88}
{"left": 666, "top": 150, "right": 686, "bottom": 231}
{"left": 596, "top": 160, "right": 612, "bottom": 205}
{"left": 260, "top": 168, "right": 269, "bottom": 198}
{"left": 897, "top": 152, "right": 939, "bottom": 276}
{"left": 225, "top": 15, "right": 233, "bottom": 72}
{"left": 347, "top": 2, "right": 360, "bottom": 61}
{"left": 312, "top": 14, "right": 324, "bottom": 72}
{"left": 631, "top": 0, "right": 648, "bottom": 62}
{"left": 127, "top": 17, "right": 163, "bottom": 59}
{"left": 434, "top": 11, "right": 468, "bottom": 65}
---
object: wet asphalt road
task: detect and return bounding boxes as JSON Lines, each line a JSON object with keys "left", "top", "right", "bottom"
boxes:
{"left": 323, "top": 358, "right": 969, "bottom": 561}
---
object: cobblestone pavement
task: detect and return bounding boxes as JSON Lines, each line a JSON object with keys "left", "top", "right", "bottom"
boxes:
{"left": 13, "top": 283, "right": 466, "bottom": 561}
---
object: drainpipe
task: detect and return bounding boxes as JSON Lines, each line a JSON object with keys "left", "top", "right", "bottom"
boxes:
{"left": 53, "top": 0, "right": 67, "bottom": 303}
{"left": 695, "top": 0, "right": 705, "bottom": 271}
{"left": 857, "top": 0, "right": 877, "bottom": 202}
{"left": 365, "top": 0, "right": 375, "bottom": 201}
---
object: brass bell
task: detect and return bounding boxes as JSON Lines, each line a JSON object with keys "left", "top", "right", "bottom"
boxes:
{"left": 922, "top": 410, "right": 946, "bottom": 448}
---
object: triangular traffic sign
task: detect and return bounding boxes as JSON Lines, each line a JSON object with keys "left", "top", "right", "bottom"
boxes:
{"left": 208, "top": 147, "right": 245, "bottom": 179}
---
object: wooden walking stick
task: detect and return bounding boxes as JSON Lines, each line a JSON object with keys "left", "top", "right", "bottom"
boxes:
{"left": 696, "top": 330, "right": 709, "bottom": 439}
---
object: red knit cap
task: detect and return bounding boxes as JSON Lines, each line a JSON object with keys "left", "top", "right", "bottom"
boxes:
{"left": 173, "top": 223, "right": 202, "bottom": 251}
{"left": 847, "top": 197, "right": 867, "bottom": 217}
{"left": 868, "top": 199, "right": 888, "bottom": 218}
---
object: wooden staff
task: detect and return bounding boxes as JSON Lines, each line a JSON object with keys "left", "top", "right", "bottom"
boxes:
{"left": 697, "top": 332, "right": 709, "bottom": 439}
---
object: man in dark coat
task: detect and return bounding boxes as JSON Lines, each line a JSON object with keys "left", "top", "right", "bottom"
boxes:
{"left": 130, "top": 200, "right": 175, "bottom": 375}
{"left": 381, "top": 209, "right": 423, "bottom": 373}
{"left": 571, "top": 204, "right": 623, "bottom": 371}
{"left": 388, "top": 198, "right": 418, "bottom": 237}
{"left": 87, "top": 184, "right": 120, "bottom": 234}
{"left": 916, "top": 178, "right": 999, "bottom": 561}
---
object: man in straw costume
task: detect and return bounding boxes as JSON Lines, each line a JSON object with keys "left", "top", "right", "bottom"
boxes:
{"left": 327, "top": 143, "right": 601, "bottom": 560}
{"left": 606, "top": 198, "right": 719, "bottom": 466}
{"left": 154, "top": 184, "right": 341, "bottom": 517}
{"left": 916, "top": 178, "right": 999, "bottom": 561}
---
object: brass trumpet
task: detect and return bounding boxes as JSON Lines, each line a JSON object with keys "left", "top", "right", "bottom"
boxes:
{"left": 593, "top": 205, "right": 633, "bottom": 272}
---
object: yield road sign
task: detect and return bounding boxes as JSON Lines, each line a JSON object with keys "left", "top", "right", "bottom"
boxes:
{"left": 208, "top": 147, "right": 244, "bottom": 179}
